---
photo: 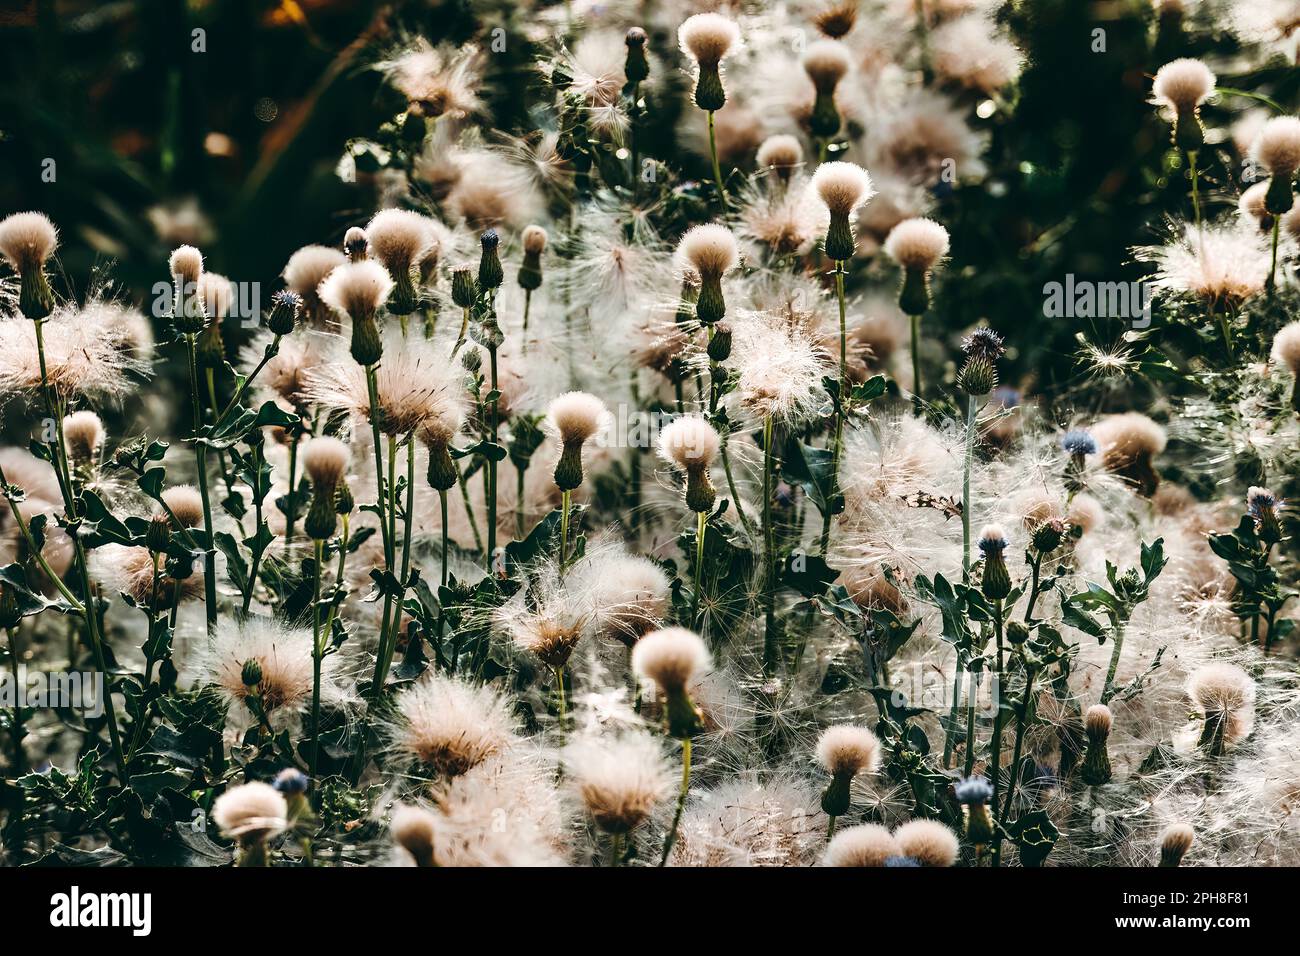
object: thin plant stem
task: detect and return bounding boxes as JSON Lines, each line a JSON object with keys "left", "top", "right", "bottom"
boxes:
{"left": 1000, "top": 667, "right": 1037, "bottom": 826}
{"left": 283, "top": 433, "right": 300, "bottom": 552}
{"left": 554, "top": 665, "right": 567, "bottom": 723}
{"left": 1268, "top": 216, "right": 1281, "bottom": 293}
{"left": 185, "top": 335, "right": 219, "bottom": 635}
{"left": 820, "top": 262, "right": 848, "bottom": 554}
{"left": 658, "top": 737, "right": 692, "bottom": 866}
{"left": 439, "top": 489, "right": 450, "bottom": 588}
{"left": 516, "top": 464, "right": 527, "bottom": 539}
{"left": 691, "top": 509, "right": 707, "bottom": 630}
{"left": 961, "top": 395, "right": 978, "bottom": 581}
{"left": 720, "top": 440, "right": 755, "bottom": 537}
{"left": 989, "top": 599, "right": 1005, "bottom": 866}
{"left": 309, "top": 538, "right": 324, "bottom": 781}
{"left": 487, "top": 343, "right": 499, "bottom": 572}
{"left": 7, "top": 627, "right": 24, "bottom": 775}
{"left": 1100, "top": 623, "right": 1126, "bottom": 704}
{"left": 560, "top": 489, "right": 572, "bottom": 567}
{"left": 963, "top": 668, "right": 979, "bottom": 779}
{"left": 942, "top": 656, "right": 965, "bottom": 769}
{"left": 1189, "top": 149, "right": 1202, "bottom": 235}
{"left": 707, "top": 111, "right": 726, "bottom": 205}
{"left": 910, "top": 312, "right": 923, "bottom": 412}
{"left": 762, "top": 415, "right": 777, "bottom": 676}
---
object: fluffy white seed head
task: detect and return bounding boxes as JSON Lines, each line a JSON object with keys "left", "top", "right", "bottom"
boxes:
{"left": 658, "top": 415, "right": 721, "bottom": 470}
{"left": 1188, "top": 662, "right": 1254, "bottom": 714}
{"left": 675, "top": 223, "right": 739, "bottom": 280}
{"left": 588, "top": 554, "right": 671, "bottom": 644}
{"left": 160, "top": 484, "right": 205, "bottom": 529}
{"left": 1086, "top": 703, "right": 1113, "bottom": 737}
{"left": 318, "top": 259, "right": 393, "bottom": 320}
{"left": 203, "top": 618, "right": 319, "bottom": 715}
{"left": 1151, "top": 58, "right": 1215, "bottom": 111}
{"left": 0, "top": 211, "right": 58, "bottom": 272}
{"left": 815, "top": 724, "right": 881, "bottom": 776}
{"left": 62, "top": 410, "right": 104, "bottom": 462}
{"left": 522, "top": 224, "right": 548, "bottom": 255}
{"left": 390, "top": 804, "right": 438, "bottom": 863}
{"left": 632, "top": 626, "right": 710, "bottom": 692}
{"left": 1066, "top": 493, "right": 1104, "bottom": 536}
{"left": 546, "top": 390, "right": 608, "bottom": 444}
{"left": 883, "top": 217, "right": 950, "bottom": 270}
{"left": 302, "top": 435, "right": 351, "bottom": 488}
{"left": 168, "top": 244, "right": 204, "bottom": 287}
{"left": 810, "top": 161, "right": 875, "bottom": 216}
{"left": 1238, "top": 181, "right": 1270, "bottom": 224}
{"left": 756, "top": 134, "right": 804, "bottom": 171}
{"left": 1252, "top": 116, "right": 1300, "bottom": 176}
{"left": 563, "top": 732, "right": 673, "bottom": 833}
{"left": 678, "top": 12, "right": 741, "bottom": 67}
{"left": 824, "top": 824, "right": 900, "bottom": 866}
{"left": 283, "top": 244, "right": 346, "bottom": 309}
{"left": 802, "top": 39, "right": 852, "bottom": 91}
{"left": 366, "top": 208, "right": 435, "bottom": 272}
{"left": 1272, "top": 321, "right": 1300, "bottom": 372}
{"left": 198, "top": 272, "right": 234, "bottom": 319}
{"left": 389, "top": 672, "right": 517, "bottom": 776}
{"left": 1092, "top": 412, "right": 1167, "bottom": 462}
{"left": 212, "top": 781, "right": 288, "bottom": 842}
{"left": 893, "top": 819, "right": 959, "bottom": 866}
{"left": 978, "top": 523, "right": 1008, "bottom": 547}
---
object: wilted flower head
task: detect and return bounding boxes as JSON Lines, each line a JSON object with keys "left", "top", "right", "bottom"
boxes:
{"left": 929, "top": 15, "right": 1023, "bottom": 93}
{"left": 658, "top": 415, "right": 721, "bottom": 470}
{"left": 63, "top": 410, "right": 104, "bottom": 464}
{"left": 388, "top": 671, "right": 518, "bottom": 776}
{"left": 675, "top": 223, "right": 739, "bottom": 282}
{"left": 0, "top": 301, "right": 151, "bottom": 400}
{"left": 91, "top": 543, "right": 201, "bottom": 610}
{"left": 756, "top": 134, "right": 804, "bottom": 176}
{"left": 563, "top": 731, "right": 673, "bottom": 834}
{"left": 802, "top": 39, "right": 851, "bottom": 94}
{"left": 1141, "top": 222, "right": 1270, "bottom": 307}
{"left": 160, "top": 484, "right": 205, "bottom": 530}
{"left": 1159, "top": 823, "right": 1195, "bottom": 867}
{"left": 583, "top": 553, "right": 671, "bottom": 646}
{"left": 728, "top": 309, "right": 829, "bottom": 424}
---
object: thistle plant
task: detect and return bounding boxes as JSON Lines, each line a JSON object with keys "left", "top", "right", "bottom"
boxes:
{"left": 678, "top": 13, "right": 741, "bottom": 205}
{"left": 1151, "top": 58, "right": 1215, "bottom": 233}
{"left": 1249, "top": 115, "right": 1300, "bottom": 291}
{"left": 957, "top": 328, "right": 1005, "bottom": 579}
{"left": 883, "top": 217, "right": 949, "bottom": 410}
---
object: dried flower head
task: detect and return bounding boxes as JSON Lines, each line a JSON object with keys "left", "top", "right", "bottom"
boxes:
{"left": 563, "top": 731, "right": 673, "bottom": 833}
{"left": 546, "top": 391, "right": 609, "bottom": 445}
{"left": 302, "top": 436, "right": 351, "bottom": 488}
{"left": 585, "top": 553, "right": 671, "bottom": 645}
{"left": 388, "top": 671, "right": 518, "bottom": 776}
{"left": 675, "top": 223, "right": 740, "bottom": 281}
{"left": 678, "top": 13, "right": 741, "bottom": 68}
{"left": 160, "top": 484, "right": 205, "bottom": 529}
{"left": 91, "top": 543, "right": 202, "bottom": 610}
{"left": 283, "top": 245, "right": 346, "bottom": 323}
{"left": 62, "top": 410, "right": 104, "bottom": 463}
{"left": 1272, "top": 321, "right": 1300, "bottom": 372}
{"left": 168, "top": 244, "right": 204, "bottom": 288}
{"left": 378, "top": 38, "right": 482, "bottom": 119}
{"left": 318, "top": 259, "right": 393, "bottom": 322}
{"left": 632, "top": 626, "right": 710, "bottom": 692}
{"left": 658, "top": 415, "right": 721, "bottom": 470}
{"left": 390, "top": 803, "right": 438, "bottom": 866}
{"left": 522, "top": 224, "right": 549, "bottom": 255}
{"left": 756, "top": 134, "right": 804, "bottom": 174}
{"left": 883, "top": 217, "right": 950, "bottom": 270}
{"left": 0, "top": 301, "right": 152, "bottom": 400}
{"left": 1151, "top": 58, "right": 1216, "bottom": 112}
{"left": 0, "top": 211, "right": 58, "bottom": 273}
{"left": 200, "top": 618, "right": 329, "bottom": 717}
{"left": 802, "top": 39, "right": 851, "bottom": 92}
{"left": 815, "top": 725, "right": 881, "bottom": 776}
{"left": 810, "top": 161, "right": 875, "bottom": 217}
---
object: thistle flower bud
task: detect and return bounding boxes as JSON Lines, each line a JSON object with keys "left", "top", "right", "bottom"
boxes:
{"left": 624, "top": 27, "right": 650, "bottom": 86}
{"left": 1247, "top": 486, "right": 1284, "bottom": 546}
{"left": 815, "top": 725, "right": 880, "bottom": 817}
{"left": 658, "top": 415, "right": 721, "bottom": 513}
{"left": 451, "top": 265, "right": 478, "bottom": 309}
{"left": 477, "top": 229, "right": 503, "bottom": 291}
{"left": 517, "top": 225, "right": 547, "bottom": 291}
{"left": 461, "top": 346, "right": 482, "bottom": 373}
{"left": 1252, "top": 117, "right": 1300, "bottom": 215}
{"left": 242, "top": 658, "right": 264, "bottom": 688}
{"left": 978, "top": 524, "right": 1011, "bottom": 601}
{"left": 266, "top": 289, "right": 300, "bottom": 336}
{"left": 1080, "top": 704, "right": 1113, "bottom": 785}
{"left": 803, "top": 40, "right": 850, "bottom": 139}
{"left": 811, "top": 162, "right": 874, "bottom": 262}
{"left": 954, "top": 776, "right": 995, "bottom": 846}
{"left": 273, "top": 767, "right": 309, "bottom": 796}
{"left": 0, "top": 211, "right": 58, "bottom": 320}
{"left": 303, "top": 437, "right": 350, "bottom": 541}
{"left": 63, "top": 410, "right": 104, "bottom": 466}
{"left": 707, "top": 322, "right": 732, "bottom": 362}
{"left": 957, "top": 355, "right": 996, "bottom": 396}
{"left": 633, "top": 627, "right": 708, "bottom": 738}
{"left": 419, "top": 419, "right": 460, "bottom": 492}
{"left": 676, "top": 224, "right": 738, "bottom": 325}
{"left": 1006, "top": 620, "right": 1030, "bottom": 645}
{"left": 1152, "top": 58, "right": 1214, "bottom": 153}
{"left": 344, "top": 226, "right": 369, "bottom": 261}
{"left": 169, "top": 245, "right": 207, "bottom": 334}
{"left": 335, "top": 479, "right": 354, "bottom": 516}
{"left": 679, "top": 13, "right": 741, "bottom": 112}
{"left": 146, "top": 513, "right": 172, "bottom": 554}
{"left": 547, "top": 391, "right": 607, "bottom": 492}
{"left": 884, "top": 218, "right": 949, "bottom": 315}
{"left": 1158, "top": 823, "right": 1194, "bottom": 867}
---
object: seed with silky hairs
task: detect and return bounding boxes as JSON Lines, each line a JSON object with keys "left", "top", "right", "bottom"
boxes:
{"left": 884, "top": 218, "right": 949, "bottom": 315}
{"left": 815, "top": 725, "right": 881, "bottom": 817}
{"left": 802, "top": 40, "right": 851, "bottom": 139}
{"left": 676, "top": 223, "right": 738, "bottom": 325}
{"left": 168, "top": 244, "right": 207, "bottom": 333}
{"left": 1151, "top": 58, "right": 1214, "bottom": 153}
{"left": 633, "top": 627, "right": 709, "bottom": 738}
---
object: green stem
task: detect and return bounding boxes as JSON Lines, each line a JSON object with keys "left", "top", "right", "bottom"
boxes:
{"left": 184, "top": 335, "right": 219, "bottom": 635}
{"left": 1189, "top": 149, "right": 1201, "bottom": 235}
{"left": 819, "top": 262, "right": 848, "bottom": 555}
{"left": 963, "top": 668, "right": 978, "bottom": 779}
{"left": 309, "top": 538, "right": 323, "bottom": 781}
{"left": 720, "top": 440, "right": 755, "bottom": 537}
{"left": 7, "top": 627, "right": 24, "bottom": 775}
{"left": 989, "top": 599, "right": 1005, "bottom": 866}
{"left": 1268, "top": 216, "right": 1280, "bottom": 294}
{"left": 487, "top": 344, "right": 499, "bottom": 573}
{"left": 554, "top": 665, "right": 567, "bottom": 723}
{"left": 961, "top": 395, "right": 977, "bottom": 581}
{"left": 1000, "top": 667, "right": 1036, "bottom": 826}
{"left": 691, "top": 509, "right": 707, "bottom": 630}
{"left": 707, "top": 111, "right": 726, "bottom": 205}
{"left": 910, "top": 312, "right": 923, "bottom": 411}
{"left": 1100, "top": 623, "right": 1126, "bottom": 704}
{"left": 283, "top": 432, "right": 299, "bottom": 552}
{"left": 762, "top": 415, "right": 777, "bottom": 676}
{"left": 658, "top": 737, "right": 692, "bottom": 866}
{"left": 560, "top": 489, "right": 572, "bottom": 568}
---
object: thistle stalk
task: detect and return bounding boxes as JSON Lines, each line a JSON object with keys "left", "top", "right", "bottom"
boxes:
{"left": 708, "top": 111, "right": 726, "bottom": 204}
{"left": 309, "top": 538, "right": 324, "bottom": 781}
{"left": 762, "top": 415, "right": 778, "bottom": 676}
{"left": 184, "top": 333, "right": 219, "bottom": 635}
{"left": 961, "top": 396, "right": 978, "bottom": 580}
{"left": 658, "top": 737, "right": 692, "bottom": 866}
